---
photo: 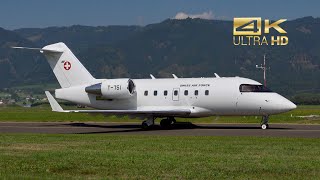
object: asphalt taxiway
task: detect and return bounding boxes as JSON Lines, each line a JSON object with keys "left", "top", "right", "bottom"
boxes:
{"left": 0, "top": 122, "right": 319, "bottom": 138}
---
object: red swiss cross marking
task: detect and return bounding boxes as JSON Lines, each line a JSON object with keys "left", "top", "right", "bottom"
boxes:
{"left": 64, "top": 61, "right": 71, "bottom": 70}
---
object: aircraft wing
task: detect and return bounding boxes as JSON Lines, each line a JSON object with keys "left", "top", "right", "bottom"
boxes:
{"left": 45, "top": 91, "right": 191, "bottom": 116}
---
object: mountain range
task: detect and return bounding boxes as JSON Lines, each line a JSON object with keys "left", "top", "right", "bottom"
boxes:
{"left": 0, "top": 16, "right": 320, "bottom": 96}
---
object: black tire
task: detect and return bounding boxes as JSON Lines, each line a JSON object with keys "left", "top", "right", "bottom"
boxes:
{"left": 141, "top": 121, "right": 149, "bottom": 130}
{"left": 171, "top": 118, "right": 176, "bottom": 124}
{"left": 160, "top": 119, "right": 171, "bottom": 129}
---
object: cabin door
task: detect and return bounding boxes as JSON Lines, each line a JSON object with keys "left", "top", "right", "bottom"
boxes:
{"left": 172, "top": 88, "right": 180, "bottom": 101}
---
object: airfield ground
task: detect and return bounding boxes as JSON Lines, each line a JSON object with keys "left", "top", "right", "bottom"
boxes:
{"left": 0, "top": 122, "right": 320, "bottom": 138}
{"left": 0, "top": 134, "right": 319, "bottom": 179}
{"left": 0, "top": 105, "right": 319, "bottom": 179}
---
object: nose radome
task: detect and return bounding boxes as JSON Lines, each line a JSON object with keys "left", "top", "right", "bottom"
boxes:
{"left": 263, "top": 94, "right": 297, "bottom": 114}
{"left": 286, "top": 100, "right": 297, "bottom": 110}
{"left": 282, "top": 99, "right": 297, "bottom": 111}
{"left": 272, "top": 94, "right": 297, "bottom": 112}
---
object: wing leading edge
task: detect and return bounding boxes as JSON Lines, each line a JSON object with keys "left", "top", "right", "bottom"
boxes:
{"left": 45, "top": 91, "right": 191, "bottom": 116}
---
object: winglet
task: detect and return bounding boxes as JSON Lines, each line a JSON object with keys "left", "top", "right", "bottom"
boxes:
{"left": 45, "top": 91, "right": 65, "bottom": 112}
{"left": 150, "top": 74, "right": 156, "bottom": 79}
{"left": 172, "top": 74, "right": 178, "bottom": 79}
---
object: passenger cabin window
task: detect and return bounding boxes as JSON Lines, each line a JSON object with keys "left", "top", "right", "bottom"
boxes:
{"left": 205, "top": 90, "right": 209, "bottom": 96}
{"left": 184, "top": 90, "right": 188, "bottom": 96}
{"left": 144, "top": 91, "right": 148, "bottom": 96}
{"left": 154, "top": 90, "right": 158, "bottom": 96}
{"left": 164, "top": 90, "right": 168, "bottom": 96}
{"left": 239, "top": 84, "right": 272, "bottom": 93}
{"left": 194, "top": 90, "right": 198, "bottom": 96}
{"left": 174, "top": 90, "right": 178, "bottom": 96}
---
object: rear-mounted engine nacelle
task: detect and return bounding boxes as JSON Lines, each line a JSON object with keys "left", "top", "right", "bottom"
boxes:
{"left": 85, "top": 79, "right": 136, "bottom": 99}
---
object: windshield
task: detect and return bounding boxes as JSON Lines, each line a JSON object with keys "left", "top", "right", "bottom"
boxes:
{"left": 239, "top": 84, "right": 273, "bottom": 93}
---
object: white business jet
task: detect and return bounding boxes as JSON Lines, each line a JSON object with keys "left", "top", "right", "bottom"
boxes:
{"left": 13, "top": 42, "right": 296, "bottom": 129}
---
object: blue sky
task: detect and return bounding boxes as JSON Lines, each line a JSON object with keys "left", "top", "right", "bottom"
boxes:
{"left": 1, "top": 0, "right": 319, "bottom": 29}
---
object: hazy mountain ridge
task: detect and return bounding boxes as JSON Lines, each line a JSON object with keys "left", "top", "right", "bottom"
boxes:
{"left": 0, "top": 17, "right": 319, "bottom": 96}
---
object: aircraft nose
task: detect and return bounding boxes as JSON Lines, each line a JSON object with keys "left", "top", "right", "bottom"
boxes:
{"left": 283, "top": 100, "right": 297, "bottom": 111}
{"left": 266, "top": 94, "right": 297, "bottom": 113}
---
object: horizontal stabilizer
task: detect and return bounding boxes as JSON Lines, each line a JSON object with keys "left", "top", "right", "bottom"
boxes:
{"left": 12, "top": 46, "right": 63, "bottom": 53}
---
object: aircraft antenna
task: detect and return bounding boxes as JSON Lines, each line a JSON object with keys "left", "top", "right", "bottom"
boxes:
{"left": 256, "top": 54, "right": 268, "bottom": 87}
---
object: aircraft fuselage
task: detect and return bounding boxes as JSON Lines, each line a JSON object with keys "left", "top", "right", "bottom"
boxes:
{"left": 55, "top": 76, "right": 296, "bottom": 118}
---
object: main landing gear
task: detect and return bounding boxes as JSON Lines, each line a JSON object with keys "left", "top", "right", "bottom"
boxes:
{"left": 160, "top": 117, "right": 176, "bottom": 129}
{"left": 261, "top": 115, "right": 269, "bottom": 130}
{"left": 141, "top": 117, "right": 176, "bottom": 130}
{"left": 141, "top": 117, "right": 155, "bottom": 130}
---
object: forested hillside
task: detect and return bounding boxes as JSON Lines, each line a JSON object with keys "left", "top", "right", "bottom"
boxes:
{"left": 0, "top": 16, "right": 319, "bottom": 96}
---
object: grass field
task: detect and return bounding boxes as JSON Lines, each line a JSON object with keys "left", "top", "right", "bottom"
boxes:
{"left": 0, "top": 105, "right": 319, "bottom": 124}
{"left": 0, "top": 134, "right": 319, "bottom": 179}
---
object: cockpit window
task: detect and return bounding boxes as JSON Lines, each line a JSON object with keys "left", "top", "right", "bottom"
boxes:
{"left": 239, "top": 84, "right": 272, "bottom": 93}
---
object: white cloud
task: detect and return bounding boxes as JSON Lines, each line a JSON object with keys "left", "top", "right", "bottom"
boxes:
{"left": 174, "top": 11, "right": 214, "bottom": 20}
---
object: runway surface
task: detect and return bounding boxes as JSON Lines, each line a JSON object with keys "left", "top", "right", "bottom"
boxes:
{"left": 0, "top": 122, "right": 319, "bottom": 138}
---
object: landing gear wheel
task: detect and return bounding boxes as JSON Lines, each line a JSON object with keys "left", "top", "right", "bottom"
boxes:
{"left": 141, "top": 121, "right": 149, "bottom": 130}
{"left": 168, "top": 117, "right": 176, "bottom": 125}
{"left": 160, "top": 119, "right": 171, "bottom": 129}
{"left": 171, "top": 118, "right": 176, "bottom": 124}
{"left": 160, "top": 119, "right": 167, "bottom": 127}
{"left": 261, "top": 124, "right": 268, "bottom": 130}
{"left": 160, "top": 117, "right": 176, "bottom": 129}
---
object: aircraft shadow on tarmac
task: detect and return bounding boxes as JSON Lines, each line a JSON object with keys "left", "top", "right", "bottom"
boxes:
{"left": 63, "top": 122, "right": 290, "bottom": 134}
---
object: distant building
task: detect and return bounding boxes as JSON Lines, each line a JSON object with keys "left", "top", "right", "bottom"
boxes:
{"left": 23, "top": 104, "right": 31, "bottom": 108}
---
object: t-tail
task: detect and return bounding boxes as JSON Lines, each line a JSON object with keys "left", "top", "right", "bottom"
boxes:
{"left": 13, "top": 42, "right": 95, "bottom": 88}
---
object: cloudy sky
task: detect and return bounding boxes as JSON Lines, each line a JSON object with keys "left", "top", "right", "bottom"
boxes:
{"left": 1, "top": 0, "right": 320, "bottom": 29}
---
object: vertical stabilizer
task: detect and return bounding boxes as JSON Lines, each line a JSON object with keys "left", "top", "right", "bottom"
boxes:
{"left": 41, "top": 42, "right": 94, "bottom": 88}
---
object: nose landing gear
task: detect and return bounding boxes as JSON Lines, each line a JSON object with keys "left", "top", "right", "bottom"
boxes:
{"left": 261, "top": 115, "right": 269, "bottom": 130}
